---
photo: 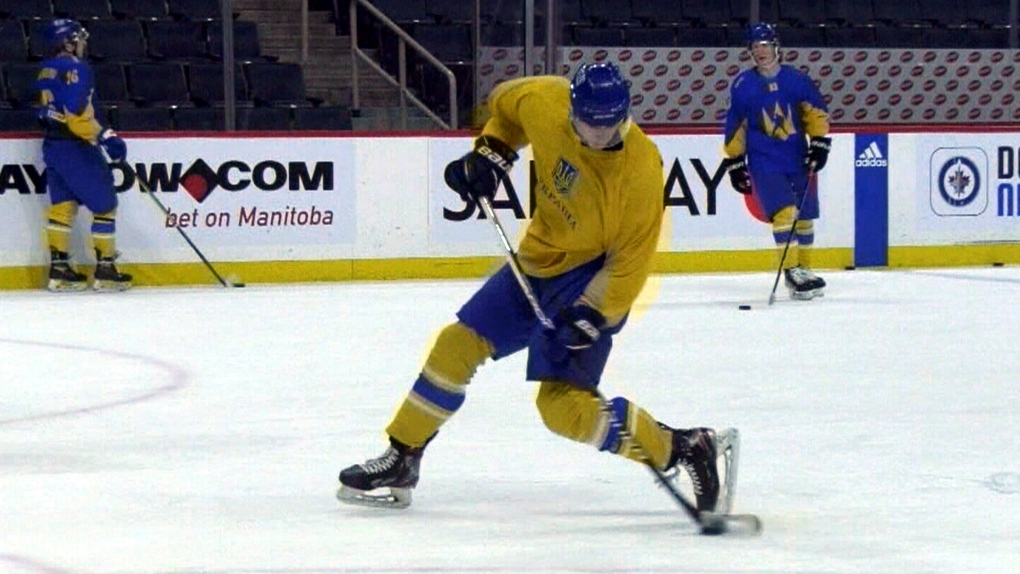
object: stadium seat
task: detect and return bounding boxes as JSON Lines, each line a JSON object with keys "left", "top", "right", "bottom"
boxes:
{"left": 631, "top": 0, "right": 684, "bottom": 26}
{"left": 28, "top": 19, "right": 53, "bottom": 59}
{"left": 581, "top": 0, "right": 635, "bottom": 26}
{"left": 777, "top": 25, "right": 826, "bottom": 47}
{"left": 172, "top": 107, "right": 224, "bottom": 131}
{"left": 86, "top": 20, "right": 147, "bottom": 63}
{"left": 3, "top": 62, "right": 38, "bottom": 108}
{"left": 680, "top": 0, "right": 734, "bottom": 27}
{"left": 241, "top": 107, "right": 292, "bottom": 131}
{"left": 208, "top": 20, "right": 268, "bottom": 62}
{"left": 824, "top": 0, "right": 875, "bottom": 27}
{"left": 413, "top": 24, "right": 473, "bottom": 63}
{"left": 924, "top": 0, "right": 969, "bottom": 28}
{"left": 293, "top": 106, "right": 353, "bottom": 130}
{"left": 872, "top": 0, "right": 924, "bottom": 27}
{"left": 968, "top": 0, "right": 1009, "bottom": 27}
{"left": 110, "top": 106, "right": 172, "bottom": 131}
{"left": 145, "top": 21, "right": 208, "bottom": 61}
{"left": 93, "top": 62, "right": 132, "bottom": 107}
{"left": 481, "top": 0, "right": 527, "bottom": 24}
{"left": 874, "top": 26, "right": 925, "bottom": 48}
{"left": 624, "top": 26, "right": 676, "bottom": 47}
{"left": 127, "top": 62, "right": 193, "bottom": 108}
{"left": 572, "top": 26, "right": 624, "bottom": 47}
{"left": 558, "top": 0, "right": 584, "bottom": 26}
{"left": 0, "top": 21, "right": 28, "bottom": 62}
{"left": 480, "top": 22, "right": 521, "bottom": 46}
{"left": 109, "top": 0, "right": 170, "bottom": 21}
{"left": 245, "top": 62, "right": 313, "bottom": 108}
{"left": 53, "top": 0, "right": 113, "bottom": 21}
{"left": 923, "top": 27, "right": 962, "bottom": 49}
{"left": 730, "top": 0, "right": 780, "bottom": 25}
{"left": 0, "top": 108, "right": 39, "bottom": 131}
{"left": 675, "top": 26, "right": 728, "bottom": 47}
{"left": 188, "top": 62, "right": 252, "bottom": 107}
{"left": 968, "top": 27, "right": 1009, "bottom": 49}
{"left": 779, "top": 0, "right": 828, "bottom": 26}
{"left": 167, "top": 0, "right": 223, "bottom": 22}
{"left": 370, "top": 0, "right": 431, "bottom": 25}
{"left": 0, "top": 0, "right": 53, "bottom": 21}
{"left": 825, "top": 26, "right": 876, "bottom": 48}
{"left": 427, "top": 0, "right": 474, "bottom": 24}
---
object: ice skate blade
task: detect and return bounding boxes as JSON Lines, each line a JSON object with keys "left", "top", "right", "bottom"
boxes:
{"left": 47, "top": 279, "right": 87, "bottom": 292}
{"left": 787, "top": 288, "right": 822, "bottom": 301}
{"left": 336, "top": 484, "right": 412, "bottom": 509}
{"left": 93, "top": 279, "right": 132, "bottom": 292}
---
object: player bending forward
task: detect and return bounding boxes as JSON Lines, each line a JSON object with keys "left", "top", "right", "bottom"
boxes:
{"left": 337, "top": 63, "right": 740, "bottom": 513}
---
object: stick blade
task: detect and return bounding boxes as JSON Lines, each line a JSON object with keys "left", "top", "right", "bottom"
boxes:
{"left": 700, "top": 512, "right": 763, "bottom": 537}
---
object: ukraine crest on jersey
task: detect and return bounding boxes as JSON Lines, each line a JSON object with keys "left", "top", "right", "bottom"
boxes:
{"left": 552, "top": 158, "right": 579, "bottom": 195}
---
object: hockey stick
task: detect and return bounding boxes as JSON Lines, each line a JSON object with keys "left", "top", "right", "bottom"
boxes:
{"left": 122, "top": 162, "right": 245, "bottom": 288}
{"left": 767, "top": 171, "right": 814, "bottom": 306}
{"left": 478, "top": 196, "right": 761, "bottom": 536}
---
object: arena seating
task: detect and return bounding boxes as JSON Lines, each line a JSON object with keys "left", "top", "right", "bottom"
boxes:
{"left": 0, "top": 1, "right": 349, "bottom": 132}
{"left": 1, "top": 0, "right": 1017, "bottom": 131}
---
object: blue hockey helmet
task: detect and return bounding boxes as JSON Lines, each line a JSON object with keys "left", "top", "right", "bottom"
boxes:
{"left": 745, "top": 22, "right": 779, "bottom": 46}
{"left": 569, "top": 62, "right": 630, "bottom": 127}
{"left": 45, "top": 19, "right": 88, "bottom": 53}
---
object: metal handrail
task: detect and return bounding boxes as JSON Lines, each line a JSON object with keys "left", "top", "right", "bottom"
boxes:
{"left": 350, "top": 0, "right": 458, "bottom": 130}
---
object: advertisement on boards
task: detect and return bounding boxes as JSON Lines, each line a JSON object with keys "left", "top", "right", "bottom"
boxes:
{"left": 915, "top": 134, "right": 1020, "bottom": 237}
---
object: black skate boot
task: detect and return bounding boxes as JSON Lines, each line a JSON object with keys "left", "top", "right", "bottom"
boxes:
{"left": 784, "top": 265, "right": 821, "bottom": 300}
{"left": 663, "top": 425, "right": 720, "bottom": 512}
{"left": 93, "top": 250, "right": 132, "bottom": 292}
{"left": 47, "top": 250, "right": 87, "bottom": 292}
{"left": 337, "top": 437, "right": 426, "bottom": 508}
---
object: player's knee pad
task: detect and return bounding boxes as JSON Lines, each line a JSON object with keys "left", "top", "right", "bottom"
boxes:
{"left": 771, "top": 206, "right": 796, "bottom": 233}
{"left": 47, "top": 201, "right": 77, "bottom": 228}
{"left": 422, "top": 322, "right": 492, "bottom": 386}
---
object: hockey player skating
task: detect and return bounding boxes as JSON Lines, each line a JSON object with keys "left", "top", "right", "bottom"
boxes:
{"left": 35, "top": 19, "right": 132, "bottom": 291}
{"left": 722, "top": 23, "right": 831, "bottom": 300}
{"left": 338, "top": 63, "right": 738, "bottom": 514}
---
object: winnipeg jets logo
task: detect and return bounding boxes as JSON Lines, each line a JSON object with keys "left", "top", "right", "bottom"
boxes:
{"left": 937, "top": 156, "right": 980, "bottom": 208}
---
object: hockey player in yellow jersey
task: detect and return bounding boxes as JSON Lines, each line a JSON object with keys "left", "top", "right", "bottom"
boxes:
{"left": 338, "top": 63, "right": 723, "bottom": 512}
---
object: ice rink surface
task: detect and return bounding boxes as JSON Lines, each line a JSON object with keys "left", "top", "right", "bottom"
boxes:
{"left": 2, "top": 267, "right": 1018, "bottom": 574}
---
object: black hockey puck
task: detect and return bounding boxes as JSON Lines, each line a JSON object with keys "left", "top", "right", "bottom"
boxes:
{"left": 234, "top": 282, "right": 246, "bottom": 288}
{"left": 738, "top": 305, "right": 752, "bottom": 311}
{"left": 845, "top": 265, "right": 856, "bottom": 270}
{"left": 993, "top": 262, "right": 1004, "bottom": 267}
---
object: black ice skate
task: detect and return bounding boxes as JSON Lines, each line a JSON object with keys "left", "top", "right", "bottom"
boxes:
{"left": 93, "top": 251, "right": 132, "bottom": 292}
{"left": 663, "top": 426, "right": 721, "bottom": 512}
{"left": 337, "top": 437, "right": 426, "bottom": 509}
{"left": 784, "top": 265, "right": 823, "bottom": 300}
{"left": 47, "top": 250, "right": 87, "bottom": 292}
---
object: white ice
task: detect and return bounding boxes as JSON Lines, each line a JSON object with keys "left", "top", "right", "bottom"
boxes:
{"left": 1, "top": 268, "right": 1018, "bottom": 574}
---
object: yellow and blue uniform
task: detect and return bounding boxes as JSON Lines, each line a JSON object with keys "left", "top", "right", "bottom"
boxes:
{"left": 36, "top": 53, "right": 119, "bottom": 259}
{"left": 723, "top": 64, "right": 829, "bottom": 267}
{"left": 385, "top": 75, "right": 679, "bottom": 470}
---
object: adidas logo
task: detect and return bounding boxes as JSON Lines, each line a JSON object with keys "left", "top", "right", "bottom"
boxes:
{"left": 855, "top": 142, "right": 888, "bottom": 167}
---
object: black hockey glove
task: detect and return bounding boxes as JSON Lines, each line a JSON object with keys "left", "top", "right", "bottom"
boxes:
{"left": 805, "top": 136, "right": 831, "bottom": 172}
{"left": 547, "top": 304, "right": 606, "bottom": 365}
{"left": 444, "top": 135, "right": 518, "bottom": 205}
{"left": 722, "top": 156, "right": 751, "bottom": 195}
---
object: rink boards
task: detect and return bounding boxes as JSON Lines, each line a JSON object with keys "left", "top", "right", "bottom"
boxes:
{"left": 0, "top": 128, "right": 1017, "bottom": 288}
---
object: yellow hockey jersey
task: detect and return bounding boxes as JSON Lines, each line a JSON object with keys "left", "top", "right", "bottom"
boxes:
{"left": 481, "top": 76, "right": 664, "bottom": 325}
